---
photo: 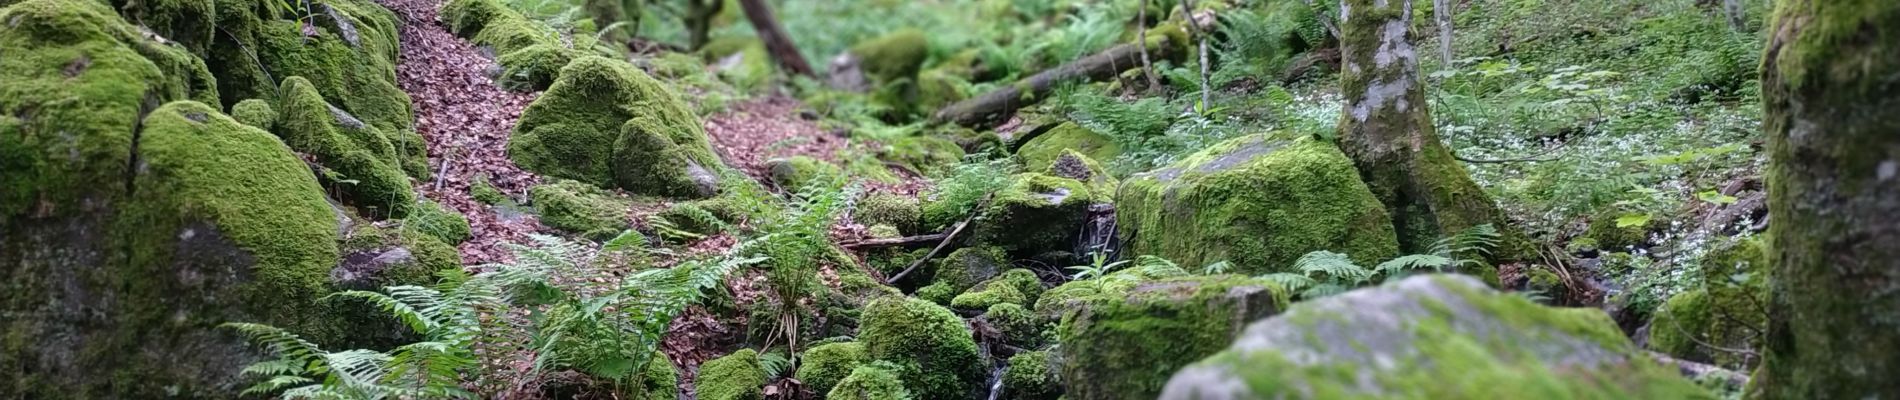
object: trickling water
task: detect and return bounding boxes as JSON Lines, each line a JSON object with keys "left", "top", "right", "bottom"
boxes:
{"left": 985, "top": 365, "right": 1008, "bottom": 400}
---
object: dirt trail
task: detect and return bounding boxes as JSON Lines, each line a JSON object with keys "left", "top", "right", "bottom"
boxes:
{"left": 383, "top": 0, "right": 544, "bottom": 264}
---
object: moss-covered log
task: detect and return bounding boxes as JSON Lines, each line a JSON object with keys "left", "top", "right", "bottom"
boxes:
{"left": 1335, "top": 0, "right": 1521, "bottom": 259}
{"left": 1753, "top": 1, "right": 1900, "bottom": 397}
{"left": 932, "top": 27, "right": 1189, "bottom": 127}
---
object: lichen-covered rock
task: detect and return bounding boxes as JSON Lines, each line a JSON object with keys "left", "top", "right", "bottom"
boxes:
{"left": 529, "top": 179, "right": 630, "bottom": 238}
{"left": 1004, "top": 351, "right": 1062, "bottom": 400}
{"left": 971, "top": 173, "right": 1104, "bottom": 256}
{"left": 230, "top": 98, "right": 278, "bottom": 129}
{"left": 855, "top": 193, "right": 922, "bottom": 234}
{"left": 859, "top": 296, "right": 986, "bottom": 399}
{"left": 407, "top": 199, "right": 473, "bottom": 245}
{"left": 509, "top": 56, "right": 726, "bottom": 198}
{"left": 1057, "top": 275, "right": 1282, "bottom": 400}
{"left": 1160, "top": 275, "right": 1708, "bottom": 399}
{"left": 952, "top": 269, "right": 1044, "bottom": 310}
{"left": 849, "top": 29, "right": 929, "bottom": 84}
{"left": 1034, "top": 261, "right": 1190, "bottom": 319}
{"left": 766, "top": 155, "right": 841, "bottom": 191}
{"left": 695, "top": 348, "right": 767, "bottom": 400}
{"left": 798, "top": 342, "right": 869, "bottom": 395}
{"left": 1117, "top": 135, "right": 1399, "bottom": 275}
{"left": 1017, "top": 122, "right": 1121, "bottom": 172}
{"left": 826, "top": 361, "right": 914, "bottom": 400}
{"left": 273, "top": 76, "right": 418, "bottom": 218}
{"left": 983, "top": 303, "right": 1046, "bottom": 347}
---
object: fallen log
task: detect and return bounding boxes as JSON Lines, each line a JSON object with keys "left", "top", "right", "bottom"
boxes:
{"left": 841, "top": 233, "right": 949, "bottom": 249}
{"left": 933, "top": 29, "right": 1190, "bottom": 127}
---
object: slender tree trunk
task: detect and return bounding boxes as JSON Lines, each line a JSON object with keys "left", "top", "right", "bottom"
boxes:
{"left": 1434, "top": 0, "right": 1453, "bottom": 67}
{"left": 1136, "top": 0, "right": 1161, "bottom": 90}
{"left": 684, "top": 0, "right": 721, "bottom": 50}
{"left": 1753, "top": 1, "right": 1900, "bottom": 398}
{"left": 1335, "top": 0, "right": 1515, "bottom": 257}
{"left": 736, "top": 0, "right": 815, "bottom": 77}
{"left": 1181, "top": 0, "right": 1212, "bottom": 109}
{"left": 1722, "top": 0, "right": 1746, "bottom": 31}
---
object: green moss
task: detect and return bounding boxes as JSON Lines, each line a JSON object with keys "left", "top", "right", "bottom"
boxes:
{"left": 1044, "top": 149, "right": 1119, "bottom": 196}
{"left": 698, "top": 36, "right": 761, "bottom": 61}
{"left": 797, "top": 342, "right": 869, "bottom": 395}
{"left": 766, "top": 156, "right": 841, "bottom": 191}
{"left": 914, "top": 68, "right": 970, "bottom": 113}
{"left": 407, "top": 199, "right": 473, "bottom": 245}
{"left": 866, "top": 224, "right": 902, "bottom": 238}
{"left": 855, "top": 193, "right": 922, "bottom": 234}
{"left": 1056, "top": 275, "right": 1281, "bottom": 399}
{"left": 440, "top": 0, "right": 601, "bottom": 91}
{"left": 470, "top": 176, "right": 510, "bottom": 205}
{"left": 1017, "top": 123, "right": 1121, "bottom": 173}
{"left": 655, "top": 202, "right": 727, "bottom": 236}
{"left": 274, "top": 76, "right": 416, "bottom": 219}
{"left": 1034, "top": 262, "right": 1189, "bottom": 318}
{"left": 1003, "top": 351, "right": 1061, "bottom": 400}
{"left": 1648, "top": 288, "right": 1712, "bottom": 361}
{"left": 695, "top": 348, "right": 766, "bottom": 400}
{"left": 496, "top": 43, "right": 579, "bottom": 90}
{"left": 878, "top": 135, "right": 964, "bottom": 176}
{"left": 826, "top": 361, "right": 914, "bottom": 400}
{"left": 952, "top": 269, "right": 1044, "bottom": 310}
{"left": 1584, "top": 213, "right": 1657, "bottom": 252}
{"left": 850, "top": 29, "right": 929, "bottom": 83}
{"left": 932, "top": 246, "right": 1009, "bottom": 295}
{"left": 1646, "top": 239, "right": 1766, "bottom": 368}
{"left": 230, "top": 98, "right": 277, "bottom": 129}
{"left": 1117, "top": 135, "right": 1399, "bottom": 275}
{"left": 529, "top": 179, "right": 630, "bottom": 238}
{"left": 971, "top": 173, "right": 1102, "bottom": 256}
{"left": 509, "top": 56, "right": 726, "bottom": 198}
{"left": 985, "top": 303, "right": 1046, "bottom": 347}
{"left": 859, "top": 297, "right": 985, "bottom": 399}
{"left": 634, "top": 353, "right": 679, "bottom": 400}
{"left": 914, "top": 281, "right": 958, "bottom": 305}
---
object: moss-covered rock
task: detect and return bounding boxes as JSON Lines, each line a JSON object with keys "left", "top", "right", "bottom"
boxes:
{"left": 826, "top": 361, "right": 914, "bottom": 400}
{"left": 932, "top": 246, "right": 1010, "bottom": 296}
{"left": 1017, "top": 122, "right": 1121, "bottom": 172}
{"left": 509, "top": 56, "right": 726, "bottom": 198}
{"left": 230, "top": 98, "right": 278, "bottom": 129}
{"left": 440, "top": 0, "right": 599, "bottom": 90}
{"left": 766, "top": 155, "right": 841, "bottom": 191}
{"left": 849, "top": 29, "right": 929, "bottom": 84}
{"left": 635, "top": 353, "right": 679, "bottom": 400}
{"left": 951, "top": 269, "right": 1044, "bottom": 311}
{"left": 859, "top": 297, "right": 985, "bottom": 399}
{"left": 971, "top": 173, "right": 1104, "bottom": 257}
{"left": 1044, "top": 149, "right": 1119, "bottom": 195}
{"left": 1003, "top": 351, "right": 1062, "bottom": 400}
{"left": 855, "top": 193, "right": 922, "bottom": 234}
{"left": 407, "top": 199, "right": 473, "bottom": 245}
{"left": 1056, "top": 275, "right": 1282, "bottom": 400}
{"left": 1646, "top": 238, "right": 1767, "bottom": 368}
{"left": 1584, "top": 212, "right": 1657, "bottom": 253}
{"left": 273, "top": 76, "right": 418, "bottom": 219}
{"left": 983, "top": 303, "right": 1046, "bottom": 347}
{"left": 1160, "top": 275, "right": 1708, "bottom": 399}
{"left": 878, "top": 135, "right": 964, "bottom": 176}
{"left": 915, "top": 281, "right": 959, "bottom": 305}
{"left": 797, "top": 342, "right": 869, "bottom": 395}
{"left": 1117, "top": 135, "right": 1399, "bottom": 275}
{"left": 695, "top": 348, "right": 766, "bottom": 400}
{"left": 1034, "top": 261, "right": 1190, "bottom": 319}
{"left": 529, "top": 179, "right": 630, "bottom": 238}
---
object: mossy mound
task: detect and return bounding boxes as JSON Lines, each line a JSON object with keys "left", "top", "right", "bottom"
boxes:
{"left": 509, "top": 56, "right": 726, "bottom": 198}
{"left": 633, "top": 353, "right": 680, "bottom": 400}
{"left": 695, "top": 348, "right": 766, "bottom": 400}
{"left": 849, "top": 29, "right": 929, "bottom": 84}
{"left": 207, "top": 0, "right": 427, "bottom": 179}
{"left": 1584, "top": 212, "right": 1659, "bottom": 253}
{"left": 971, "top": 173, "right": 1104, "bottom": 257}
{"left": 797, "top": 342, "right": 869, "bottom": 396}
{"left": 1117, "top": 135, "right": 1399, "bottom": 275}
{"left": 854, "top": 193, "right": 922, "bottom": 234}
{"left": 1056, "top": 275, "right": 1282, "bottom": 400}
{"left": 951, "top": 269, "right": 1044, "bottom": 311}
{"left": 930, "top": 246, "right": 1010, "bottom": 296}
{"left": 826, "top": 361, "right": 914, "bottom": 400}
{"left": 271, "top": 76, "right": 418, "bottom": 219}
{"left": 230, "top": 98, "right": 277, "bottom": 129}
{"left": 1160, "top": 275, "right": 1708, "bottom": 399}
{"left": 529, "top": 179, "right": 631, "bottom": 238}
{"left": 407, "top": 199, "right": 473, "bottom": 245}
{"left": 878, "top": 135, "right": 964, "bottom": 176}
{"left": 766, "top": 155, "right": 841, "bottom": 191}
{"left": 1044, "top": 149, "right": 1119, "bottom": 195}
{"left": 1646, "top": 238, "right": 1767, "bottom": 368}
{"left": 440, "top": 0, "right": 601, "bottom": 90}
{"left": 1034, "top": 261, "right": 1190, "bottom": 319}
{"left": 1017, "top": 122, "right": 1121, "bottom": 172}
{"left": 983, "top": 303, "right": 1047, "bottom": 347}
{"left": 859, "top": 297, "right": 986, "bottom": 400}
{"left": 1003, "top": 351, "right": 1062, "bottom": 400}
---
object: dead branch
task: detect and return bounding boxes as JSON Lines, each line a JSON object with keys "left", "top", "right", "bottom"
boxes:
{"left": 933, "top": 38, "right": 1185, "bottom": 127}
{"left": 886, "top": 194, "right": 992, "bottom": 284}
{"left": 841, "top": 233, "right": 950, "bottom": 249}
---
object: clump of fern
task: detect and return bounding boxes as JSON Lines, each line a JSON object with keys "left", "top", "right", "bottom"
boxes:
{"left": 1261, "top": 225, "right": 1501, "bottom": 300}
{"left": 747, "top": 184, "right": 858, "bottom": 353}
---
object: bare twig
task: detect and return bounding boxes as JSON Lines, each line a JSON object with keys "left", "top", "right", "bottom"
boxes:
{"left": 886, "top": 194, "right": 992, "bottom": 284}
{"left": 1136, "top": 0, "right": 1161, "bottom": 90}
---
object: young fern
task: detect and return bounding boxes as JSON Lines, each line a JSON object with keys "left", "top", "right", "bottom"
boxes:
{"left": 1261, "top": 225, "right": 1502, "bottom": 301}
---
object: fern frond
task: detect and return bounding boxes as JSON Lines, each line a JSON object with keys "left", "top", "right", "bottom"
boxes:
{"left": 1292, "top": 251, "right": 1372, "bottom": 283}
{"left": 1301, "top": 283, "right": 1352, "bottom": 299}
{"left": 1430, "top": 224, "right": 1501, "bottom": 256}
{"left": 1258, "top": 272, "right": 1318, "bottom": 293}
{"left": 329, "top": 288, "right": 439, "bottom": 334}
{"left": 1376, "top": 254, "right": 1454, "bottom": 277}
{"left": 758, "top": 352, "right": 792, "bottom": 378}
{"left": 223, "top": 322, "right": 327, "bottom": 362}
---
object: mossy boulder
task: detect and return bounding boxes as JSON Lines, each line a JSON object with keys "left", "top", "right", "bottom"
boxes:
{"left": 509, "top": 56, "right": 726, "bottom": 198}
{"left": 272, "top": 76, "right": 418, "bottom": 219}
{"left": 1584, "top": 212, "right": 1659, "bottom": 253}
{"left": 407, "top": 199, "right": 473, "bottom": 245}
{"left": 441, "top": 0, "right": 600, "bottom": 90}
{"left": 1034, "top": 261, "right": 1190, "bottom": 319}
{"left": 1004, "top": 351, "right": 1063, "bottom": 400}
{"left": 1160, "top": 275, "right": 1708, "bottom": 399}
{"left": 826, "top": 361, "right": 915, "bottom": 400}
{"left": 1017, "top": 122, "right": 1121, "bottom": 172}
{"left": 1056, "top": 275, "right": 1282, "bottom": 400}
{"left": 230, "top": 98, "right": 277, "bottom": 129}
{"left": 766, "top": 155, "right": 841, "bottom": 191}
{"left": 859, "top": 297, "right": 986, "bottom": 399}
{"left": 983, "top": 302, "right": 1047, "bottom": 347}
{"left": 878, "top": 135, "right": 964, "bottom": 176}
{"left": 951, "top": 269, "right": 1044, "bottom": 311}
{"left": 529, "top": 179, "right": 630, "bottom": 238}
{"left": 971, "top": 173, "right": 1105, "bottom": 257}
{"left": 931, "top": 246, "right": 1010, "bottom": 295}
{"left": 695, "top": 348, "right": 767, "bottom": 400}
{"left": 1044, "top": 149, "right": 1119, "bottom": 195}
{"left": 634, "top": 353, "right": 680, "bottom": 400}
{"left": 797, "top": 342, "right": 869, "bottom": 395}
{"left": 1646, "top": 238, "right": 1767, "bottom": 368}
{"left": 848, "top": 29, "right": 929, "bottom": 84}
{"left": 1117, "top": 135, "right": 1399, "bottom": 275}
{"left": 854, "top": 193, "right": 922, "bottom": 234}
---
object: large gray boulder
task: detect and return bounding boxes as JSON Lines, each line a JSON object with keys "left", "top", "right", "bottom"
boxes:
{"left": 1160, "top": 275, "right": 1710, "bottom": 400}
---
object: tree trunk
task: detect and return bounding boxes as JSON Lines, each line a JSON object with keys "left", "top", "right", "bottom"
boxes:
{"left": 1753, "top": 1, "right": 1900, "bottom": 398}
{"left": 1434, "top": 0, "right": 1453, "bottom": 66}
{"left": 1335, "top": 0, "right": 1516, "bottom": 256}
{"left": 684, "top": 0, "right": 721, "bottom": 50}
{"left": 736, "top": 0, "right": 815, "bottom": 77}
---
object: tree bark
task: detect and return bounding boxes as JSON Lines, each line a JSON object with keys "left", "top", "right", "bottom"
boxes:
{"left": 1434, "top": 0, "right": 1453, "bottom": 67}
{"left": 1335, "top": 0, "right": 1517, "bottom": 256}
{"left": 684, "top": 0, "right": 721, "bottom": 50}
{"left": 736, "top": 0, "right": 815, "bottom": 77}
{"left": 1754, "top": 1, "right": 1900, "bottom": 398}
{"left": 1136, "top": 0, "right": 1161, "bottom": 90}
{"left": 934, "top": 35, "right": 1187, "bottom": 126}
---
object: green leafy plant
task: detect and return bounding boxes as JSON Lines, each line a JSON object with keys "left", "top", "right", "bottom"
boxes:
{"left": 1261, "top": 225, "right": 1501, "bottom": 301}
